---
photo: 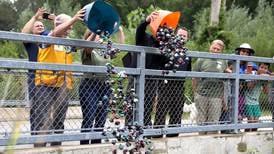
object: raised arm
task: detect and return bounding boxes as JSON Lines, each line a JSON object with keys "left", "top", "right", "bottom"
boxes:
{"left": 83, "top": 30, "right": 97, "bottom": 54}
{"left": 21, "top": 8, "right": 45, "bottom": 33}
{"left": 117, "top": 26, "right": 125, "bottom": 44}
{"left": 51, "top": 9, "right": 85, "bottom": 37}
{"left": 136, "top": 11, "right": 159, "bottom": 45}
{"left": 135, "top": 20, "right": 149, "bottom": 45}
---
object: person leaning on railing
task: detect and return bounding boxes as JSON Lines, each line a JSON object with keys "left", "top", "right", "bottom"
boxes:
{"left": 21, "top": 7, "right": 55, "bottom": 138}
{"left": 192, "top": 39, "right": 228, "bottom": 135}
{"left": 219, "top": 43, "right": 257, "bottom": 134}
{"left": 33, "top": 9, "right": 85, "bottom": 147}
{"left": 79, "top": 27, "right": 125, "bottom": 145}
{"left": 244, "top": 62, "right": 270, "bottom": 132}
{"left": 235, "top": 43, "right": 257, "bottom": 122}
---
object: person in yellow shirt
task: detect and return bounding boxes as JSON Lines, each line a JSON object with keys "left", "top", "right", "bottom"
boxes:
{"left": 33, "top": 9, "right": 85, "bottom": 147}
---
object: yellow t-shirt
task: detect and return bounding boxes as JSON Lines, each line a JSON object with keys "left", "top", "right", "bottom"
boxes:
{"left": 35, "top": 44, "right": 73, "bottom": 89}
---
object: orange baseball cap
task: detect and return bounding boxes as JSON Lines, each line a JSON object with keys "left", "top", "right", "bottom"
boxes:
{"left": 149, "top": 10, "right": 181, "bottom": 37}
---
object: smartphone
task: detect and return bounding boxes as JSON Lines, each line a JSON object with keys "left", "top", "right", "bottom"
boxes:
{"left": 42, "top": 13, "right": 51, "bottom": 20}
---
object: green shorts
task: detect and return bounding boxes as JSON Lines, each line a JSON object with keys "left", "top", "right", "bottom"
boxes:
{"left": 245, "top": 104, "right": 261, "bottom": 117}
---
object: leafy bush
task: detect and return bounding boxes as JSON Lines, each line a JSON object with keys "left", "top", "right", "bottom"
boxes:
{"left": 0, "top": 41, "right": 25, "bottom": 58}
{"left": 223, "top": 0, "right": 274, "bottom": 57}
{"left": 192, "top": 0, "right": 274, "bottom": 57}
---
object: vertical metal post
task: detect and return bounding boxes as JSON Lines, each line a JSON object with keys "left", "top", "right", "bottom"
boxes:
{"left": 135, "top": 50, "right": 146, "bottom": 126}
{"left": 232, "top": 60, "right": 240, "bottom": 133}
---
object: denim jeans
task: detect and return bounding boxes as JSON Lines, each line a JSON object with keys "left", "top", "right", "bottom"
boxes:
{"left": 79, "top": 78, "right": 110, "bottom": 144}
{"left": 28, "top": 72, "right": 36, "bottom": 135}
{"left": 27, "top": 72, "right": 36, "bottom": 102}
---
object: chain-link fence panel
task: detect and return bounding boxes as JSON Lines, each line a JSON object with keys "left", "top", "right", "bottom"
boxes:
{"left": 187, "top": 78, "right": 230, "bottom": 126}
{"left": 0, "top": 70, "right": 30, "bottom": 136}
{"left": 143, "top": 77, "right": 234, "bottom": 128}
{"left": 143, "top": 76, "right": 158, "bottom": 128}
{"left": 0, "top": 69, "right": 138, "bottom": 137}
{"left": 143, "top": 77, "right": 198, "bottom": 128}
{"left": 0, "top": 69, "right": 274, "bottom": 143}
{"left": 123, "top": 75, "right": 136, "bottom": 126}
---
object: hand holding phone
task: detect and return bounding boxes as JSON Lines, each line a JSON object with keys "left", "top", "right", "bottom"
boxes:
{"left": 43, "top": 13, "right": 55, "bottom": 20}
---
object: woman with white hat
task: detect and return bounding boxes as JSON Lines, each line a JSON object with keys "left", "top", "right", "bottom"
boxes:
{"left": 235, "top": 43, "right": 255, "bottom": 56}
{"left": 220, "top": 43, "right": 257, "bottom": 134}
{"left": 237, "top": 44, "right": 257, "bottom": 110}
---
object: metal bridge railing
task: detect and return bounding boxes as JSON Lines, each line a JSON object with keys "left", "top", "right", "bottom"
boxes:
{"left": 0, "top": 31, "right": 273, "bottom": 146}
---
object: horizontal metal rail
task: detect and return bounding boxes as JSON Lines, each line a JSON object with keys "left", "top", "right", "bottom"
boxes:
{"left": 0, "top": 59, "right": 274, "bottom": 80}
{"left": 1, "top": 31, "right": 274, "bottom": 62}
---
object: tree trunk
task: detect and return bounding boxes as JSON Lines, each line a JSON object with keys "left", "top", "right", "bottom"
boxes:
{"left": 210, "top": 0, "right": 222, "bottom": 26}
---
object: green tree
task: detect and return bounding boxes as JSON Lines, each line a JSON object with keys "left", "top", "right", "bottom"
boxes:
{"left": 191, "top": 0, "right": 274, "bottom": 56}
{"left": 226, "top": 0, "right": 273, "bottom": 15}
{"left": 0, "top": 41, "right": 24, "bottom": 58}
{"left": 0, "top": 1, "right": 18, "bottom": 31}
{"left": 223, "top": 0, "right": 274, "bottom": 57}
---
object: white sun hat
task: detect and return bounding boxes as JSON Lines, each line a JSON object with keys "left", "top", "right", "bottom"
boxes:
{"left": 235, "top": 43, "right": 255, "bottom": 55}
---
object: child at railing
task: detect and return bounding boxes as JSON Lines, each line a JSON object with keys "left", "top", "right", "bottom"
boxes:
{"left": 235, "top": 43, "right": 257, "bottom": 129}
{"left": 244, "top": 62, "right": 269, "bottom": 132}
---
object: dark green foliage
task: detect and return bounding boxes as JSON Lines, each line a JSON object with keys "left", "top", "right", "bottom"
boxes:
{"left": 0, "top": 1, "right": 18, "bottom": 31}
{"left": 191, "top": 0, "right": 274, "bottom": 56}
{"left": 226, "top": 0, "right": 273, "bottom": 15}
{"left": 0, "top": 0, "right": 273, "bottom": 61}
{"left": 0, "top": 41, "right": 25, "bottom": 58}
